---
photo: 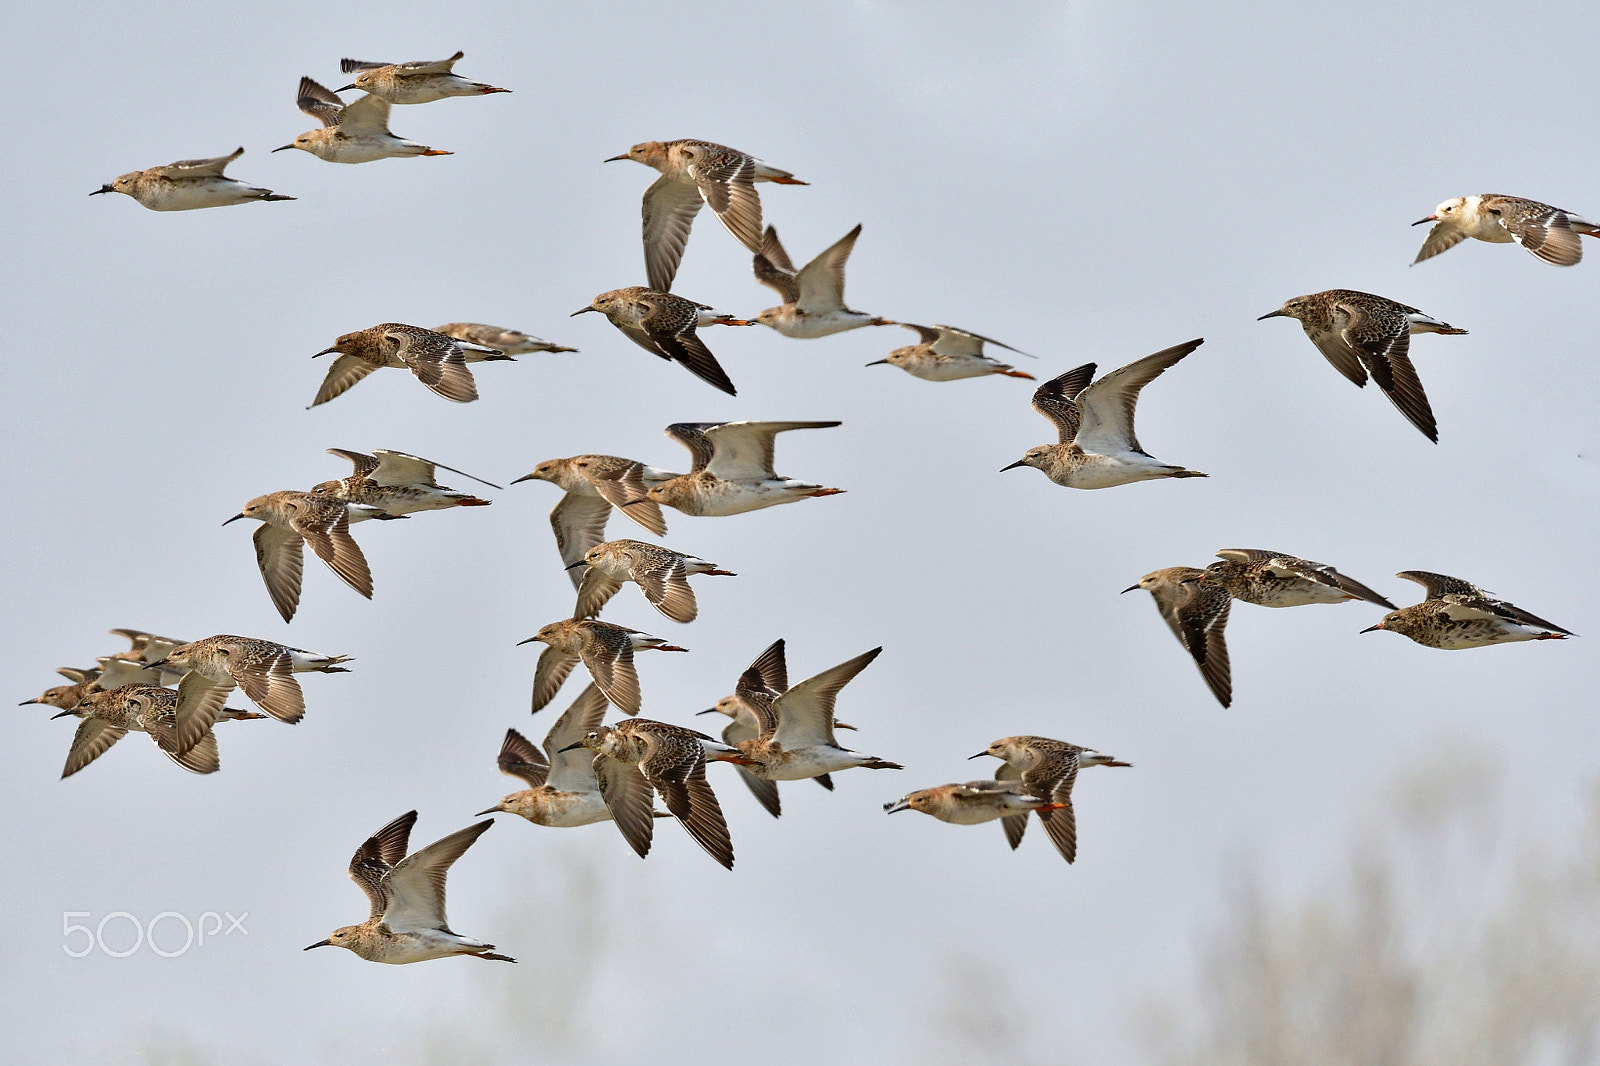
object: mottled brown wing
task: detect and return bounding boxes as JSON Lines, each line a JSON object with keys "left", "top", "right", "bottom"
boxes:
{"left": 1028, "top": 751, "right": 1079, "bottom": 863}
{"left": 640, "top": 313, "right": 737, "bottom": 396}
{"left": 1492, "top": 198, "right": 1584, "bottom": 266}
{"left": 551, "top": 492, "right": 613, "bottom": 589}
{"left": 296, "top": 76, "right": 345, "bottom": 127}
{"left": 794, "top": 225, "right": 861, "bottom": 315}
{"left": 496, "top": 728, "right": 549, "bottom": 787}
{"left": 147, "top": 716, "right": 220, "bottom": 775}
{"left": 996, "top": 763, "right": 1027, "bottom": 849}
{"left": 689, "top": 152, "right": 762, "bottom": 252}
{"left": 589, "top": 464, "right": 668, "bottom": 537}
{"left": 293, "top": 507, "right": 373, "bottom": 600}
{"left": 641, "top": 174, "right": 704, "bottom": 292}
{"left": 310, "top": 354, "right": 379, "bottom": 407}
{"left": 349, "top": 810, "right": 417, "bottom": 920}
{"left": 327, "top": 448, "right": 380, "bottom": 478}
{"left": 643, "top": 738, "right": 732, "bottom": 869}
{"left": 742, "top": 638, "right": 788, "bottom": 696}
{"left": 1413, "top": 220, "right": 1469, "bottom": 264}
{"left": 573, "top": 569, "right": 625, "bottom": 620}
{"left": 392, "top": 331, "right": 478, "bottom": 403}
{"left": 593, "top": 755, "right": 656, "bottom": 859}
{"left": 634, "top": 556, "right": 697, "bottom": 623}
{"left": 1031, "top": 364, "right": 1097, "bottom": 443}
{"left": 1346, "top": 316, "right": 1437, "bottom": 442}
{"left": 231, "top": 652, "right": 306, "bottom": 724}
{"left": 1396, "top": 571, "right": 1483, "bottom": 600}
{"left": 530, "top": 646, "right": 579, "bottom": 713}
{"left": 173, "top": 671, "right": 235, "bottom": 756}
{"left": 582, "top": 638, "right": 640, "bottom": 716}
{"left": 252, "top": 524, "right": 305, "bottom": 623}
{"left": 664, "top": 423, "right": 719, "bottom": 472}
{"left": 61, "top": 718, "right": 128, "bottom": 778}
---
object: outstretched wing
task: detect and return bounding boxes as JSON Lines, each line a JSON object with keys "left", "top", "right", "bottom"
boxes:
{"left": 1073, "top": 340, "right": 1203, "bottom": 456}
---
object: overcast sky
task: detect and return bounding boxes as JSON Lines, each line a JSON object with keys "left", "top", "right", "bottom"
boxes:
{"left": 5, "top": 1, "right": 1599, "bottom": 1062}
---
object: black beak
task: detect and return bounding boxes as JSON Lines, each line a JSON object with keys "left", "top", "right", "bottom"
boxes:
{"left": 51, "top": 708, "right": 78, "bottom": 719}
{"left": 1412, "top": 216, "right": 1437, "bottom": 226}
{"left": 1121, "top": 584, "right": 1140, "bottom": 594}
{"left": 999, "top": 459, "right": 1029, "bottom": 472}
{"left": 510, "top": 472, "right": 539, "bottom": 484}
{"left": 564, "top": 560, "right": 587, "bottom": 571}
{"left": 271, "top": 144, "right": 295, "bottom": 153}
{"left": 312, "top": 346, "right": 339, "bottom": 358}
{"left": 335, "top": 83, "right": 357, "bottom": 93}
{"left": 222, "top": 514, "right": 246, "bottom": 526}
{"left": 1256, "top": 311, "right": 1287, "bottom": 320}
{"left": 884, "top": 798, "right": 912, "bottom": 814}
{"left": 694, "top": 707, "right": 719, "bottom": 716}
{"left": 89, "top": 185, "right": 114, "bottom": 196}
{"left": 19, "top": 699, "right": 38, "bottom": 706}
{"left": 1360, "top": 623, "right": 1383, "bottom": 633}
{"left": 515, "top": 636, "right": 540, "bottom": 646}
{"left": 570, "top": 307, "right": 598, "bottom": 317}
{"left": 865, "top": 359, "right": 890, "bottom": 366}
{"left": 144, "top": 658, "right": 169, "bottom": 670}
{"left": 967, "top": 752, "right": 988, "bottom": 760}
{"left": 303, "top": 940, "right": 332, "bottom": 950}
{"left": 557, "top": 741, "right": 585, "bottom": 753}
{"left": 603, "top": 154, "right": 629, "bottom": 162}
{"left": 474, "top": 806, "right": 499, "bottom": 817}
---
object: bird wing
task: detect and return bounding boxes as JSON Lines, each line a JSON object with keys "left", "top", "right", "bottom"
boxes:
{"left": 736, "top": 767, "right": 782, "bottom": 818}
{"left": 530, "top": 646, "right": 579, "bottom": 713}
{"left": 495, "top": 727, "right": 549, "bottom": 787}
{"left": 593, "top": 753, "right": 656, "bottom": 858}
{"left": 771, "top": 647, "right": 882, "bottom": 750}
{"left": 759, "top": 223, "right": 796, "bottom": 274}
{"left": 348, "top": 811, "right": 416, "bottom": 921}
{"left": 173, "top": 671, "right": 235, "bottom": 756}
{"left": 543, "top": 685, "right": 611, "bottom": 792}
{"left": 230, "top": 651, "right": 306, "bottom": 724}
{"left": 688, "top": 151, "right": 762, "bottom": 252}
{"left": 633, "top": 555, "right": 697, "bottom": 623}
{"left": 1341, "top": 303, "right": 1437, "bottom": 441}
{"left": 995, "top": 763, "right": 1028, "bottom": 849}
{"left": 337, "top": 92, "right": 392, "bottom": 135}
{"left": 794, "top": 224, "right": 863, "bottom": 314}
{"left": 1072, "top": 339, "right": 1203, "bottom": 456}
{"left": 61, "top": 718, "right": 128, "bottom": 778}
{"left": 581, "top": 632, "right": 640, "bottom": 716}
{"left": 550, "top": 492, "right": 614, "bottom": 588}
{"left": 156, "top": 147, "right": 243, "bottom": 178}
{"left": 640, "top": 735, "right": 733, "bottom": 869}
{"left": 311, "top": 354, "right": 379, "bottom": 407}
{"left": 295, "top": 77, "right": 345, "bottom": 127}
{"left": 374, "top": 449, "right": 499, "bottom": 489}
{"left": 380, "top": 52, "right": 465, "bottom": 76}
{"left": 1396, "top": 571, "right": 1483, "bottom": 600}
{"left": 1413, "top": 220, "right": 1469, "bottom": 264}
{"left": 145, "top": 714, "right": 220, "bottom": 775}
{"left": 743, "top": 638, "right": 789, "bottom": 696}
{"left": 573, "top": 562, "right": 625, "bottom": 619}
{"left": 705, "top": 420, "right": 841, "bottom": 481}
{"left": 381, "top": 820, "right": 494, "bottom": 933}
{"left": 588, "top": 464, "right": 668, "bottom": 537}
{"left": 1030, "top": 364, "right": 1097, "bottom": 443}
{"left": 1490, "top": 197, "right": 1585, "bottom": 266}
{"left": 931, "top": 324, "right": 1026, "bottom": 357}
{"left": 1301, "top": 318, "right": 1370, "bottom": 388}
{"left": 664, "top": 423, "right": 719, "bottom": 472}
{"left": 327, "top": 448, "right": 380, "bottom": 479}
{"left": 389, "top": 330, "right": 478, "bottom": 403}
{"left": 252, "top": 524, "right": 305, "bottom": 623}
{"left": 1151, "top": 576, "right": 1232, "bottom": 707}
{"left": 290, "top": 505, "right": 372, "bottom": 599}
{"left": 637, "top": 305, "right": 736, "bottom": 396}
{"left": 641, "top": 175, "right": 705, "bottom": 293}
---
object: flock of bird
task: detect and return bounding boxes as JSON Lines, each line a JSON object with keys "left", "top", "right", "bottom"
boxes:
{"left": 48, "top": 50, "right": 1583, "bottom": 964}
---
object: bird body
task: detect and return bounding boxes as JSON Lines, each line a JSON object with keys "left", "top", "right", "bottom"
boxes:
{"left": 311, "top": 323, "right": 503, "bottom": 407}
{"left": 91, "top": 148, "right": 292, "bottom": 210}
{"left": 512, "top": 455, "right": 678, "bottom": 586}
{"left": 274, "top": 78, "right": 450, "bottom": 162}
{"left": 1363, "top": 572, "right": 1572, "bottom": 649}
{"left": 312, "top": 448, "right": 498, "bottom": 517}
{"left": 1413, "top": 194, "right": 1599, "bottom": 266}
{"left": 1126, "top": 566, "right": 1233, "bottom": 707}
{"left": 642, "top": 420, "right": 844, "bottom": 517}
{"left": 869, "top": 323, "right": 1034, "bottom": 381}
{"left": 434, "top": 323, "right": 577, "bottom": 355}
{"left": 521, "top": 619, "right": 687, "bottom": 716}
{"left": 573, "top": 539, "right": 734, "bottom": 623}
{"left": 480, "top": 686, "right": 614, "bottom": 827}
{"left": 1003, "top": 341, "right": 1207, "bottom": 488}
{"left": 574, "top": 287, "right": 744, "bottom": 396}
{"left": 1205, "top": 549, "right": 1395, "bottom": 609}
{"left": 753, "top": 225, "right": 894, "bottom": 337}
{"left": 337, "top": 52, "right": 510, "bottom": 104}
{"left": 885, "top": 780, "right": 1062, "bottom": 824}
{"left": 224, "top": 491, "right": 372, "bottom": 622}
{"left": 734, "top": 646, "right": 898, "bottom": 782}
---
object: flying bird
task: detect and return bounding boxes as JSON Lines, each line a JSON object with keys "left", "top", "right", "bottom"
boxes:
{"left": 1362, "top": 572, "right": 1572, "bottom": 649}
{"left": 1413, "top": 194, "right": 1599, "bottom": 266}
{"left": 309, "top": 323, "right": 508, "bottom": 407}
{"left": 273, "top": 78, "right": 451, "bottom": 163}
{"left": 632, "top": 420, "right": 844, "bottom": 516}
{"left": 337, "top": 52, "right": 510, "bottom": 103}
{"left": 224, "top": 491, "right": 373, "bottom": 622}
{"left": 573, "top": 288, "right": 747, "bottom": 395}
{"left": 91, "top": 148, "right": 293, "bottom": 210}
{"left": 868, "top": 323, "right": 1034, "bottom": 381}
{"left": 752, "top": 225, "right": 895, "bottom": 337}
{"left": 1125, "top": 567, "right": 1233, "bottom": 707}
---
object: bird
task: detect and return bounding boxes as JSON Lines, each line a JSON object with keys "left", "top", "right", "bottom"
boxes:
{"left": 511, "top": 455, "right": 678, "bottom": 587}
{"left": 631, "top": 420, "right": 844, "bottom": 517}
{"left": 90, "top": 148, "right": 293, "bottom": 210}
{"left": 1362, "top": 572, "right": 1573, "bottom": 649}
{"left": 971, "top": 736, "right": 1132, "bottom": 863}
{"left": 311, "top": 448, "right": 499, "bottom": 518}
{"left": 572, "top": 288, "right": 746, "bottom": 395}
{"left": 884, "top": 780, "right": 1066, "bottom": 832}
{"left": 752, "top": 225, "right": 895, "bottom": 337}
{"left": 477, "top": 685, "right": 618, "bottom": 827}
{"left": 1002, "top": 340, "right": 1208, "bottom": 488}
{"left": 571, "top": 539, "right": 735, "bottom": 623}
{"left": 1413, "top": 195, "right": 1600, "bottom": 266}
{"left": 562, "top": 718, "right": 744, "bottom": 869}
{"left": 519, "top": 619, "right": 687, "bottom": 715}
{"left": 867, "top": 323, "right": 1034, "bottom": 381}
{"left": 729, "top": 645, "right": 900, "bottom": 788}
{"left": 310, "top": 323, "right": 506, "bottom": 407}
{"left": 224, "top": 491, "right": 373, "bottom": 622}
{"left": 52, "top": 684, "right": 239, "bottom": 778}
{"left": 605, "top": 138, "right": 806, "bottom": 291}
{"left": 1258, "top": 290, "right": 1466, "bottom": 442}
{"left": 433, "top": 323, "right": 577, "bottom": 355}
{"left": 337, "top": 52, "right": 510, "bottom": 104}
{"left": 695, "top": 638, "right": 849, "bottom": 818}
{"left": 304, "top": 811, "right": 514, "bottom": 964}
{"left": 273, "top": 78, "right": 451, "bottom": 163}
{"left": 1125, "top": 567, "right": 1233, "bottom": 707}
{"left": 1204, "top": 549, "right": 1395, "bottom": 609}
{"left": 20, "top": 669, "right": 103, "bottom": 714}
{"left": 144, "top": 636, "right": 352, "bottom": 755}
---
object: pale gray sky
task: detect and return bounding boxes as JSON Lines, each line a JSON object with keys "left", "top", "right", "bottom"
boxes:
{"left": 5, "top": 1, "right": 1599, "bottom": 1062}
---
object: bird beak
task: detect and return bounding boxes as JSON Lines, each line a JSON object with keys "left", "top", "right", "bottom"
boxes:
{"left": 884, "top": 798, "right": 912, "bottom": 814}
{"left": 967, "top": 752, "right": 989, "bottom": 760}
{"left": 89, "top": 185, "right": 114, "bottom": 196}
{"left": 222, "top": 513, "right": 246, "bottom": 526}
{"left": 51, "top": 708, "right": 78, "bottom": 719}
{"left": 1121, "top": 584, "right": 1140, "bottom": 594}
{"left": 312, "top": 346, "right": 339, "bottom": 358}
{"left": 271, "top": 144, "right": 295, "bottom": 153}
{"left": 303, "top": 940, "right": 332, "bottom": 951}
{"left": 603, "top": 153, "right": 629, "bottom": 162}
{"left": 515, "top": 636, "right": 540, "bottom": 646}
{"left": 474, "top": 806, "right": 499, "bottom": 817}
{"left": 1360, "top": 623, "right": 1384, "bottom": 633}
{"left": 1412, "top": 215, "right": 1438, "bottom": 226}
{"left": 335, "top": 83, "right": 357, "bottom": 93}
{"left": 1256, "top": 310, "right": 1288, "bottom": 320}
{"left": 144, "top": 658, "right": 169, "bottom": 670}
{"left": 694, "top": 707, "right": 719, "bottom": 716}
{"left": 620, "top": 497, "right": 651, "bottom": 507}
{"left": 564, "top": 560, "right": 587, "bottom": 571}
{"left": 999, "top": 459, "right": 1029, "bottom": 472}
{"left": 570, "top": 307, "right": 598, "bottom": 317}
{"left": 865, "top": 359, "right": 890, "bottom": 367}
{"left": 557, "top": 742, "right": 585, "bottom": 753}
{"left": 19, "top": 698, "right": 38, "bottom": 706}
{"left": 510, "top": 472, "right": 538, "bottom": 484}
